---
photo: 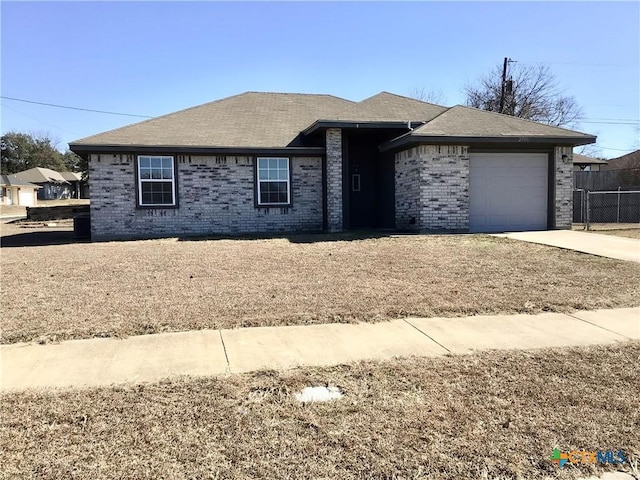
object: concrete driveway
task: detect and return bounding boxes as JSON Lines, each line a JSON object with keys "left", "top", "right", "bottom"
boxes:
{"left": 494, "top": 230, "right": 640, "bottom": 262}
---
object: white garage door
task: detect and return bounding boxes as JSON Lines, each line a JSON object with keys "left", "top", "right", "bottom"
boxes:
{"left": 469, "top": 152, "right": 548, "bottom": 233}
{"left": 18, "top": 189, "right": 35, "bottom": 207}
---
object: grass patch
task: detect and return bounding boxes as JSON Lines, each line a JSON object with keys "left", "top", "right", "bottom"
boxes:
{"left": 1, "top": 342, "right": 638, "bottom": 479}
{"left": 1, "top": 230, "right": 639, "bottom": 344}
{"left": 590, "top": 229, "right": 640, "bottom": 240}
{"left": 573, "top": 223, "right": 640, "bottom": 239}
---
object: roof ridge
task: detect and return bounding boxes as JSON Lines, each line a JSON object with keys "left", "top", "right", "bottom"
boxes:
{"left": 377, "top": 90, "right": 447, "bottom": 108}
{"left": 450, "top": 104, "right": 591, "bottom": 136}
{"left": 243, "top": 91, "right": 352, "bottom": 101}
{"left": 420, "top": 105, "right": 455, "bottom": 125}
{"left": 328, "top": 91, "right": 449, "bottom": 121}
{"left": 382, "top": 105, "right": 455, "bottom": 144}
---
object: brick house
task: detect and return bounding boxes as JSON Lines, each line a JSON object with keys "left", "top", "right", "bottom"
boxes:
{"left": 69, "top": 92, "right": 595, "bottom": 241}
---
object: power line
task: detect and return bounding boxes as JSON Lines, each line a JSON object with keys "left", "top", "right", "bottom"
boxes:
{"left": 1, "top": 102, "right": 79, "bottom": 135}
{"left": 581, "top": 121, "right": 639, "bottom": 125}
{"left": 583, "top": 118, "right": 640, "bottom": 122}
{"left": 520, "top": 61, "right": 638, "bottom": 68}
{"left": 597, "top": 146, "right": 638, "bottom": 152}
{"left": 0, "top": 96, "right": 153, "bottom": 118}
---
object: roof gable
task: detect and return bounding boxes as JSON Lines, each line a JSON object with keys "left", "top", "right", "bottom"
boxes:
{"left": 327, "top": 92, "right": 447, "bottom": 123}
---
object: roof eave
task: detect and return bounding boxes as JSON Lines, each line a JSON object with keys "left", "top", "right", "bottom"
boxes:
{"left": 380, "top": 135, "right": 597, "bottom": 152}
{"left": 302, "top": 120, "right": 424, "bottom": 136}
{"left": 69, "top": 144, "right": 326, "bottom": 156}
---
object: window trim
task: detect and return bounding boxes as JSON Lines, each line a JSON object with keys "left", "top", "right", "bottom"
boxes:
{"left": 255, "top": 157, "right": 292, "bottom": 207}
{"left": 136, "top": 155, "right": 178, "bottom": 208}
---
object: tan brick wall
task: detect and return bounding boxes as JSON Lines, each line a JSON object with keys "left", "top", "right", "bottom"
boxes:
{"left": 326, "top": 128, "right": 343, "bottom": 232}
{"left": 89, "top": 154, "right": 323, "bottom": 240}
{"left": 554, "top": 146, "right": 574, "bottom": 229}
{"left": 394, "top": 147, "right": 422, "bottom": 231}
{"left": 396, "top": 145, "right": 470, "bottom": 231}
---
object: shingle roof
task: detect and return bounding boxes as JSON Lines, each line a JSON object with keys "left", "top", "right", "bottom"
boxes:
{"left": 13, "top": 167, "right": 69, "bottom": 184}
{"left": 70, "top": 91, "right": 597, "bottom": 151}
{"left": 602, "top": 149, "right": 640, "bottom": 170}
{"left": 573, "top": 153, "right": 607, "bottom": 165}
{"left": 71, "top": 92, "right": 355, "bottom": 149}
{"left": 409, "top": 105, "right": 595, "bottom": 140}
{"left": 59, "top": 171, "right": 83, "bottom": 182}
{"left": 0, "top": 174, "right": 41, "bottom": 188}
{"left": 326, "top": 92, "right": 447, "bottom": 122}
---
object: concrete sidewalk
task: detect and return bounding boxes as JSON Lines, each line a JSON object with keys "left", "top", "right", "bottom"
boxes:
{"left": 495, "top": 230, "right": 640, "bottom": 262}
{"left": 1, "top": 307, "right": 638, "bottom": 392}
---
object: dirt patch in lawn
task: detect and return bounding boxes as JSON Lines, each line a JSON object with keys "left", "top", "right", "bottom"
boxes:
{"left": 2, "top": 343, "right": 638, "bottom": 479}
{"left": 1, "top": 228, "right": 639, "bottom": 344}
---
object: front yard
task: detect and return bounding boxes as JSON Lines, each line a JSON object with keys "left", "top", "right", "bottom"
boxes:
{"left": 1, "top": 342, "right": 638, "bottom": 479}
{"left": 1, "top": 225, "right": 639, "bottom": 344}
{"left": 573, "top": 223, "right": 640, "bottom": 239}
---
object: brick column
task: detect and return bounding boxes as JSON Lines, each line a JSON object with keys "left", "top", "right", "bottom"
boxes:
{"left": 419, "top": 145, "right": 470, "bottom": 231}
{"left": 554, "top": 146, "right": 573, "bottom": 229}
{"left": 395, "top": 147, "right": 422, "bottom": 231}
{"left": 326, "top": 128, "right": 343, "bottom": 231}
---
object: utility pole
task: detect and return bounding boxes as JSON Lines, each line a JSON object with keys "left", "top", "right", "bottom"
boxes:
{"left": 499, "top": 57, "right": 508, "bottom": 114}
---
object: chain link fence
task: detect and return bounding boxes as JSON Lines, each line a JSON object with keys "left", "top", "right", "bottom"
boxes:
{"left": 574, "top": 189, "right": 640, "bottom": 230}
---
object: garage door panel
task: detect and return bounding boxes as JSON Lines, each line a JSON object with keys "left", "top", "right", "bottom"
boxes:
{"left": 18, "top": 190, "right": 35, "bottom": 206}
{"left": 469, "top": 153, "right": 548, "bottom": 233}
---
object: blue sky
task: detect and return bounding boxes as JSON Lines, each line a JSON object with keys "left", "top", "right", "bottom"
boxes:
{"left": 1, "top": 1, "right": 638, "bottom": 159}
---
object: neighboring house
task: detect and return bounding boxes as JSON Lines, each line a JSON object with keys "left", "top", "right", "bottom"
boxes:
{"left": 69, "top": 91, "right": 596, "bottom": 241}
{"left": 573, "top": 153, "right": 607, "bottom": 171}
{"left": 600, "top": 149, "right": 640, "bottom": 187}
{"left": 60, "top": 171, "right": 89, "bottom": 199}
{"left": 13, "top": 167, "right": 71, "bottom": 200}
{"left": 0, "top": 174, "right": 41, "bottom": 206}
{"left": 601, "top": 150, "right": 640, "bottom": 171}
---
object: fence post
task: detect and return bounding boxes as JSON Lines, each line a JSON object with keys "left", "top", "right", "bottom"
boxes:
{"left": 617, "top": 187, "right": 621, "bottom": 223}
{"left": 585, "top": 191, "right": 590, "bottom": 231}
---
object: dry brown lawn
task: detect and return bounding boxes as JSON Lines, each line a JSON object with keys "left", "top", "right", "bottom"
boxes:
{"left": 590, "top": 229, "right": 640, "bottom": 239}
{"left": 573, "top": 223, "right": 640, "bottom": 239}
{"left": 1, "top": 342, "right": 638, "bottom": 479}
{"left": 2, "top": 225, "right": 639, "bottom": 344}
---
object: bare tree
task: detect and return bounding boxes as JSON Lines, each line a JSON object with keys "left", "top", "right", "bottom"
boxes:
{"left": 464, "top": 62, "right": 583, "bottom": 127}
{"left": 576, "top": 144, "right": 604, "bottom": 159}
{"left": 408, "top": 87, "right": 446, "bottom": 105}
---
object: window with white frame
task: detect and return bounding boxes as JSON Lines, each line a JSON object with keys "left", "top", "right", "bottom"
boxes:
{"left": 137, "top": 155, "right": 176, "bottom": 206}
{"left": 256, "top": 157, "right": 290, "bottom": 205}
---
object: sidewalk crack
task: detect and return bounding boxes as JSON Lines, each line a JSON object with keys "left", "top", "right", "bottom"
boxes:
{"left": 219, "top": 330, "right": 230, "bottom": 370}
{"left": 565, "top": 313, "right": 630, "bottom": 339}
{"left": 403, "top": 319, "right": 452, "bottom": 354}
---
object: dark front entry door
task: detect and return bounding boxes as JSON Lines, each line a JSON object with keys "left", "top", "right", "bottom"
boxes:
{"left": 349, "top": 161, "right": 375, "bottom": 228}
{"left": 345, "top": 130, "right": 396, "bottom": 230}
